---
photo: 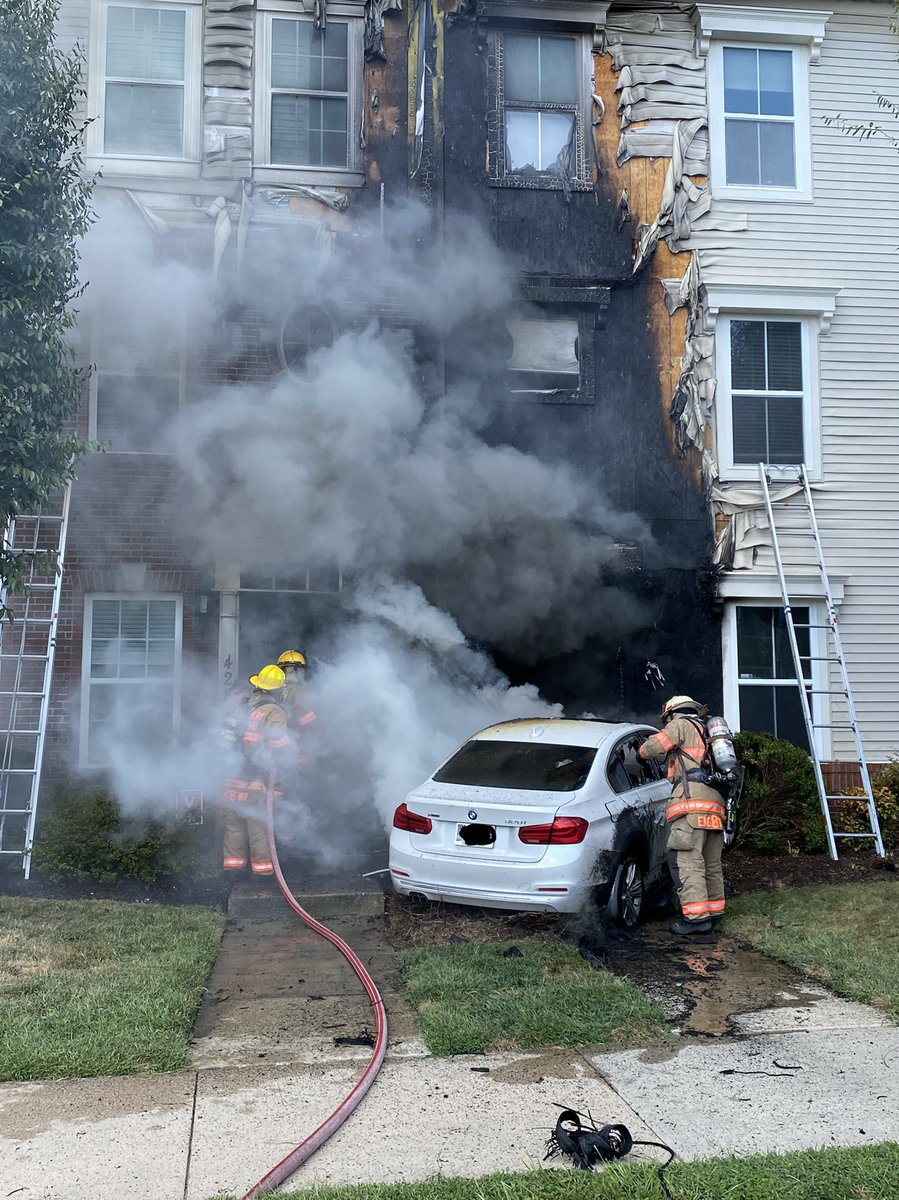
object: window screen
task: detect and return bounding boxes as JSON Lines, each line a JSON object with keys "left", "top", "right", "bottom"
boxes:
{"left": 269, "top": 20, "right": 349, "bottom": 167}
{"left": 433, "top": 741, "right": 597, "bottom": 792}
{"left": 722, "top": 46, "right": 796, "bottom": 187}
{"left": 85, "top": 598, "right": 180, "bottom": 766}
{"left": 104, "top": 5, "right": 186, "bottom": 156}
{"left": 730, "top": 319, "right": 804, "bottom": 464}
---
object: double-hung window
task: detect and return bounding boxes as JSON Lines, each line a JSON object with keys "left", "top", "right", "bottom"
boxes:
{"left": 734, "top": 604, "right": 812, "bottom": 751}
{"left": 491, "top": 31, "right": 588, "bottom": 186}
{"left": 505, "top": 35, "right": 579, "bottom": 176}
{"left": 81, "top": 596, "right": 182, "bottom": 767}
{"left": 721, "top": 46, "right": 796, "bottom": 188}
{"left": 697, "top": 6, "right": 828, "bottom": 203}
{"left": 728, "top": 318, "right": 805, "bottom": 466}
{"left": 89, "top": 326, "right": 184, "bottom": 452}
{"left": 255, "top": 12, "right": 362, "bottom": 180}
{"left": 90, "top": 1, "right": 201, "bottom": 166}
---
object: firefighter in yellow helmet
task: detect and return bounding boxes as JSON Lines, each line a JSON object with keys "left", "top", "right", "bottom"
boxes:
{"left": 222, "top": 664, "right": 292, "bottom": 876}
{"left": 277, "top": 649, "right": 317, "bottom": 734}
{"left": 639, "top": 695, "right": 726, "bottom": 936}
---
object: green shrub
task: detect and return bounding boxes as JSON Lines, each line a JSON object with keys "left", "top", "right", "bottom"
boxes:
{"left": 733, "top": 731, "right": 826, "bottom": 855}
{"left": 33, "top": 780, "right": 213, "bottom": 883}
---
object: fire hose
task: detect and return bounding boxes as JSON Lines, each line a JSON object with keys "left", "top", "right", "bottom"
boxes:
{"left": 238, "top": 781, "right": 388, "bottom": 1200}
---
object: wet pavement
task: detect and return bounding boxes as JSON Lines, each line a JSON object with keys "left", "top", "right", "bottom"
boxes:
{"left": 604, "top": 922, "right": 833, "bottom": 1037}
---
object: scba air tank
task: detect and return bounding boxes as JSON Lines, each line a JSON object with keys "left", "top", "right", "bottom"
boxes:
{"left": 706, "top": 716, "right": 738, "bottom": 774}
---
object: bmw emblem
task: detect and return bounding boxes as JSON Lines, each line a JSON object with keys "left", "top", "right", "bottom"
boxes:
{"left": 468, "top": 810, "right": 478, "bottom": 821}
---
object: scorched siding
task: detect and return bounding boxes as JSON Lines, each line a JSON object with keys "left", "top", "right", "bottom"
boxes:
{"left": 688, "top": 0, "right": 899, "bottom": 759}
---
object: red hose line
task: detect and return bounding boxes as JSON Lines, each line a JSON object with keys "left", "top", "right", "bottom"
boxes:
{"left": 239, "top": 785, "right": 389, "bottom": 1200}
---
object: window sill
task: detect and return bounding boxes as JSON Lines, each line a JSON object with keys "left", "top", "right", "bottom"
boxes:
{"left": 488, "top": 175, "right": 593, "bottom": 193}
{"left": 86, "top": 155, "right": 202, "bottom": 180}
{"left": 711, "top": 183, "right": 814, "bottom": 205}
{"left": 718, "top": 463, "right": 822, "bottom": 485}
{"left": 505, "top": 388, "right": 593, "bottom": 406}
{"left": 253, "top": 166, "right": 364, "bottom": 188}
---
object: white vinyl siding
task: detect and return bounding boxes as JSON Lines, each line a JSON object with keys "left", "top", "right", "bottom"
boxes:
{"left": 692, "top": 1, "right": 899, "bottom": 759}
{"left": 80, "top": 596, "right": 182, "bottom": 767}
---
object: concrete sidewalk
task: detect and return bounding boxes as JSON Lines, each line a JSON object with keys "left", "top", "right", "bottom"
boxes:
{"left": 2, "top": 886, "right": 897, "bottom": 1200}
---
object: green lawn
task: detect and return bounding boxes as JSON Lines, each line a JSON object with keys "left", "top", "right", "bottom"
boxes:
{"left": 397, "top": 938, "right": 668, "bottom": 1055}
{"left": 725, "top": 882, "right": 899, "bottom": 1020}
{"left": 228, "top": 1142, "right": 899, "bottom": 1200}
{"left": 0, "top": 896, "right": 224, "bottom": 1080}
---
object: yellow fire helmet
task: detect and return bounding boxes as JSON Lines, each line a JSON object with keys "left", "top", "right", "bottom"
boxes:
{"left": 249, "top": 664, "right": 287, "bottom": 691}
{"left": 278, "top": 650, "right": 307, "bottom": 668}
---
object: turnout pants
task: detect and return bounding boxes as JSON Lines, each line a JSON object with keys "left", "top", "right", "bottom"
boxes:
{"left": 667, "top": 817, "right": 725, "bottom": 923}
{"left": 222, "top": 780, "right": 274, "bottom": 875}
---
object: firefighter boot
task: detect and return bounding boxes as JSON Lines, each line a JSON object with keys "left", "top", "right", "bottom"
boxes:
{"left": 669, "top": 916, "right": 713, "bottom": 936}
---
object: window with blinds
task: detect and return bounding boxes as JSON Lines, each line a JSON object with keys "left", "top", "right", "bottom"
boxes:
{"left": 83, "top": 597, "right": 181, "bottom": 766}
{"left": 103, "top": 5, "right": 188, "bottom": 157}
{"left": 730, "top": 318, "right": 805, "bottom": 464}
{"left": 736, "top": 604, "right": 812, "bottom": 751}
{"left": 269, "top": 19, "right": 349, "bottom": 167}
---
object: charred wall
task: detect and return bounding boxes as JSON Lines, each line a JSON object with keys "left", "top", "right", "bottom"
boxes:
{"left": 432, "top": 8, "right": 722, "bottom": 718}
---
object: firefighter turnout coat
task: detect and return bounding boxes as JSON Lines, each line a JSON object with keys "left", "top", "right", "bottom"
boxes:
{"left": 639, "top": 715, "right": 726, "bottom": 923}
{"left": 222, "top": 695, "right": 292, "bottom": 875}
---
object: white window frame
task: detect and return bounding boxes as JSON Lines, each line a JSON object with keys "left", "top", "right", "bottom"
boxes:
{"left": 85, "top": 0, "right": 203, "bottom": 178}
{"left": 87, "top": 323, "right": 186, "bottom": 454}
{"left": 696, "top": 5, "right": 831, "bottom": 204}
{"left": 79, "top": 594, "right": 184, "bottom": 768}
{"left": 254, "top": 1, "right": 365, "bottom": 187}
{"left": 706, "top": 284, "right": 839, "bottom": 483}
{"left": 721, "top": 596, "right": 830, "bottom": 759}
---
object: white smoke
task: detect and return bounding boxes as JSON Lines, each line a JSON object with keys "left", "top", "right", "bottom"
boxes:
{"left": 71, "top": 195, "right": 656, "bottom": 855}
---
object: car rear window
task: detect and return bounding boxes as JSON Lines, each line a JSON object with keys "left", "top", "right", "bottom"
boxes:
{"left": 432, "top": 741, "right": 597, "bottom": 792}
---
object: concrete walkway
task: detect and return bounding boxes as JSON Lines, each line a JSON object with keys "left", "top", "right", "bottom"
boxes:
{"left": 1, "top": 886, "right": 897, "bottom": 1200}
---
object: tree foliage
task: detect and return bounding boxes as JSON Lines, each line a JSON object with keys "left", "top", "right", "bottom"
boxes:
{"left": 824, "top": 1, "right": 899, "bottom": 147}
{"left": 0, "top": 0, "right": 92, "bottom": 613}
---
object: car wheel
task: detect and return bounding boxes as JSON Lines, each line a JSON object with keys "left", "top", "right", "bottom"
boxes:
{"left": 607, "top": 855, "right": 645, "bottom": 928}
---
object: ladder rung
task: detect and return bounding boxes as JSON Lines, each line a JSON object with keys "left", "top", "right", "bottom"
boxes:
{"left": 791, "top": 623, "right": 833, "bottom": 630}
{"left": 812, "top": 722, "right": 857, "bottom": 729}
{"left": 797, "top": 655, "right": 842, "bottom": 662}
{"left": 806, "top": 689, "right": 849, "bottom": 696}
{"left": 0, "top": 849, "right": 27, "bottom": 856}
{"left": 0, "top": 808, "right": 33, "bottom": 814}
{"left": 826, "top": 794, "right": 872, "bottom": 802}
{"left": 0, "top": 769, "right": 39, "bottom": 775}
{"left": 834, "top": 832, "right": 880, "bottom": 840}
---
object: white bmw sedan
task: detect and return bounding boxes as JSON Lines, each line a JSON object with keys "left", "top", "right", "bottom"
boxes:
{"left": 389, "top": 718, "right": 672, "bottom": 926}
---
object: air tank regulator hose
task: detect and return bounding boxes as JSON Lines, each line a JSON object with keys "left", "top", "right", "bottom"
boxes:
{"left": 239, "top": 782, "right": 388, "bottom": 1200}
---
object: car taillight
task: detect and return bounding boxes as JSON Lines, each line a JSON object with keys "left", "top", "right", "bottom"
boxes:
{"left": 393, "top": 803, "right": 432, "bottom": 835}
{"left": 518, "top": 816, "right": 588, "bottom": 845}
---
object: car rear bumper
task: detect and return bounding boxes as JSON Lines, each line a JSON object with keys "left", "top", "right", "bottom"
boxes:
{"left": 389, "top": 845, "right": 590, "bottom": 913}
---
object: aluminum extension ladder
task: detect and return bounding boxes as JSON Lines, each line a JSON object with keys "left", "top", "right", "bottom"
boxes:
{"left": 759, "top": 463, "right": 885, "bottom": 860}
{"left": 0, "top": 489, "right": 71, "bottom": 877}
